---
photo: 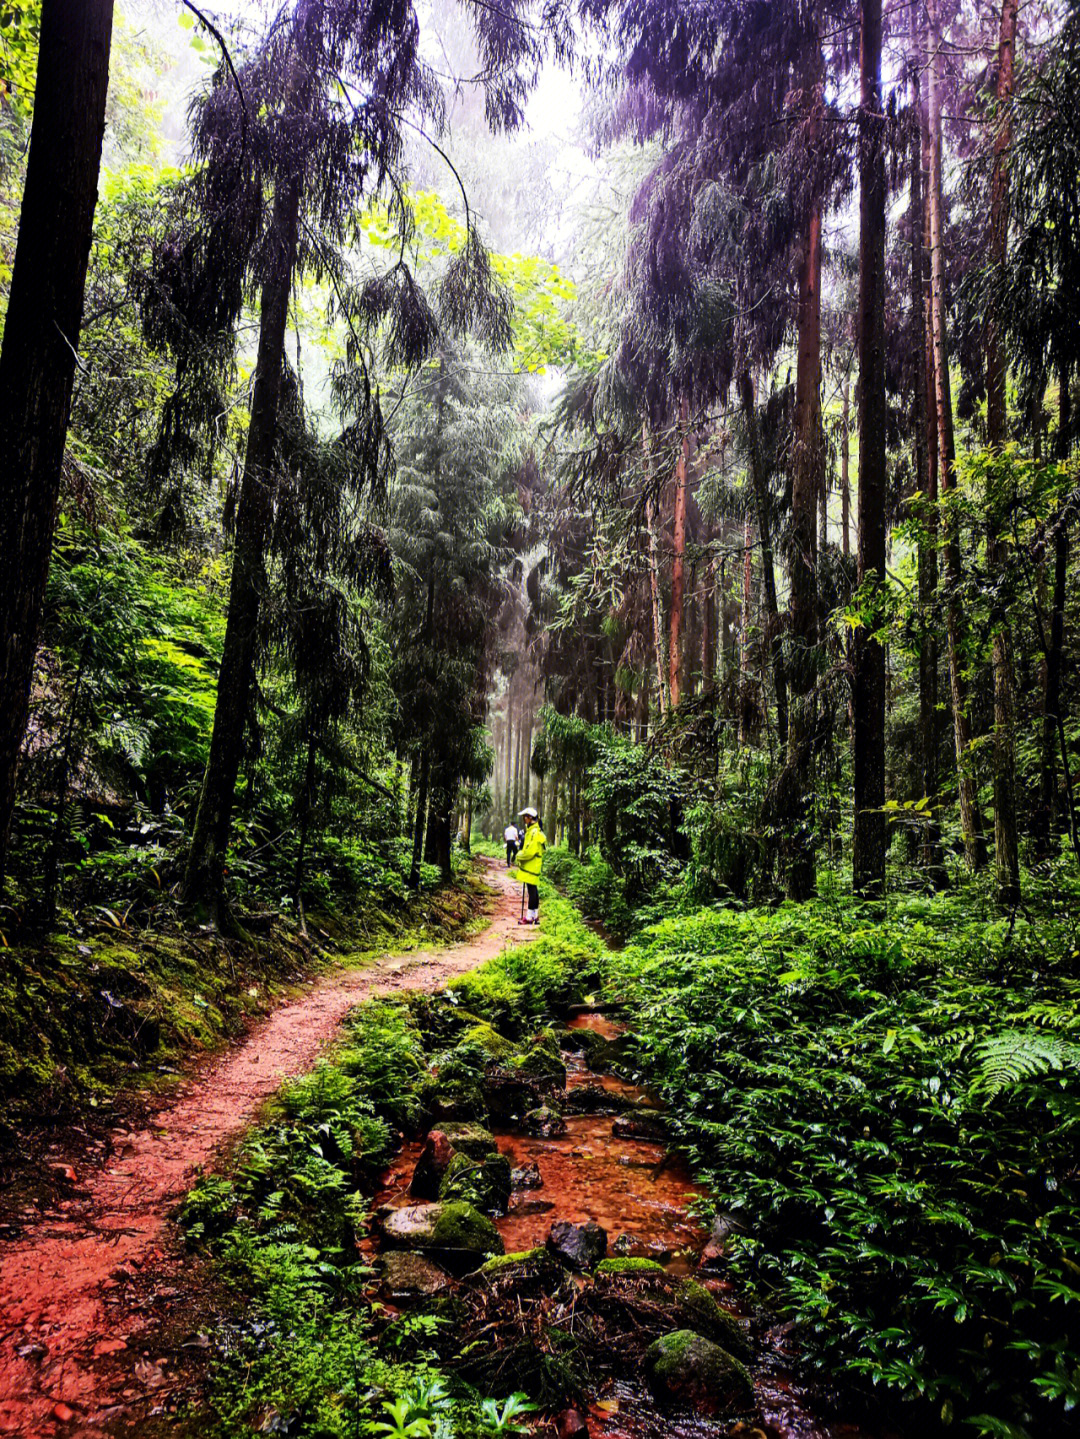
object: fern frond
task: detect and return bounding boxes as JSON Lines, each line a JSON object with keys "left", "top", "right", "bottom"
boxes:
{"left": 970, "top": 1028, "right": 1080, "bottom": 1100}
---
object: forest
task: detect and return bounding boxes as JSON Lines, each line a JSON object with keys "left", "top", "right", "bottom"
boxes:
{"left": 1, "top": 1, "right": 1078, "bottom": 1438}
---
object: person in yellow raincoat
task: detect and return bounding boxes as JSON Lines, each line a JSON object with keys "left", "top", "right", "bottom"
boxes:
{"left": 510, "top": 806, "right": 546, "bottom": 924}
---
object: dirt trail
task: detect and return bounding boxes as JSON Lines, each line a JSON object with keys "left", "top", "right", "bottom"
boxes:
{"left": 0, "top": 861, "right": 532, "bottom": 1437}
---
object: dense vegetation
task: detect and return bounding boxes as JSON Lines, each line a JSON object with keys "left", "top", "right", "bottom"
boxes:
{"left": 2, "top": 0, "right": 1080, "bottom": 1437}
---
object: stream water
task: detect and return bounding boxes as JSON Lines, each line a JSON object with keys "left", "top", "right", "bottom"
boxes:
{"left": 371, "top": 1012, "right": 889, "bottom": 1439}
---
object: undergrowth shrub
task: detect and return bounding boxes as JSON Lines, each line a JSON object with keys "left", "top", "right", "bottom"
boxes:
{"left": 604, "top": 892, "right": 1080, "bottom": 1437}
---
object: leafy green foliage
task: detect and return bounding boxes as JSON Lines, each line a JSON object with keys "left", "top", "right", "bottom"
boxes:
{"left": 603, "top": 892, "right": 1080, "bottom": 1435}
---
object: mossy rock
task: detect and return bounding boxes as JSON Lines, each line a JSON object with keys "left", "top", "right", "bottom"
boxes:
{"left": 477, "top": 1246, "right": 559, "bottom": 1285}
{"left": 512, "top": 1043, "right": 567, "bottom": 1088}
{"left": 644, "top": 1330, "right": 754, "bottom": 1416}
{"left": 530, "top": 1028, "right": 563, "bottom": 1058}
{"left": 439, "top": 1150, "right": 512, "bottom": 1213}
{"left": 431, "top": 1200, "right": 504, "bottom": 1257}
{"left": 675, "top": 1279, "right": 751, "bottom": 1360}
{"left": 595, "top": 1257, "right": 667, "bottom": 1278}
{"left": 460, "top": 1022, "right": 517, "bottom": 1062}
{"left": 437, "top": 1121, "right": 497, "bottom": 1159}
{"left": 430, "top": 1084, "right": 488, "bottom": 1124}
{"left": 378, "top": 1200, "right": 503, "bottom": 1263}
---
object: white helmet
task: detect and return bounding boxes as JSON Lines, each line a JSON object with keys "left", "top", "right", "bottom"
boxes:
{"left": 519, "top": 806, "right": 538, "bottom": 819}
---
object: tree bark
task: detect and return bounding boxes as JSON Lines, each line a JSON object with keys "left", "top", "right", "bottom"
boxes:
{"left": 642, "top": 423, "right": 669, "bottom": 720}
{"left": 0, "top": 0, "right": 116, "bottom": 883}
{"left": 669, "top": 397, "right": 690, "bottom": 707}
{"left": 738, "top": 370, "right": 789, "bottom": 746}
{"left": 985, "top": 0, "right": 1021, "bottom": 906}
{"left": 910, "top": 7, "right": 947, "bottom": 887}
{"left": 410, "top": 747, "right": 430, "bottom": 886}
{"left": 852, "top": 0, "right": 888, "bottom": 900}
{"left": 784, "top": 131, "right": 824, "bottom": 900}
{"left": 1039, "top": 375, "right": 1072, "bottom": 848}
{"left": 927, "top": 0, "right": 987, "bottom": 871}
{"left": 739, "top": 517, "right": 755, "bottom": 745}
{"left": 841, "top": 377, "right": 851, "bottom": 558}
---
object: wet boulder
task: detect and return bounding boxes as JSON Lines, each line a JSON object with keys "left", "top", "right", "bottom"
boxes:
{"left": 565, "top": 1083, "right": 632, "bottom": 1115}
{"left": 478, "top": 1247, "right": 562, "bottom": 1289}
{"left": 523, "top": 1105, "right": 568, "bottom": 1138}
{"left": 437, "top": 1121, "right": 498, "bottom": 1160}
{"left": 482, "top": 1068, "right": 547, "bottom": 1123}
{"left": 547, "top": 1219, "right": 607, "bottom": 1271}
{"left": 674, "top": 1279, "right": 751, "bottom": 1360}
{"left": 511, "top": 1161, "right": 543, "bottom": 1189}
{"left": 378, "top": 1251, "right": 452, "bottom": 1301}
{"left": 439, "top": 1150, "right": 512, "bottom": 1214}
{"left": 512, "top": 1041, "right": 567, "bottom": 1090}
{"left": 458, "top": 1021, "right": 517, "bottom": 1062}
{"left": 611, "top": 1232, "right": 671, "bottom": 1263}
{"left": 409, "top": 1130, "right": 456, "bottom": 1199}
{"left": 430, "top": 1085, "right": 488, "bottom": 1124}
{"left": 612, "top": 1112, "right": 667, "bottom": 1142}
{"left": 643, "top": 1330, "right": 754, "bottom": 1416}
{"left": 377, "top": 1200, "right": 503, "bottom": 1272}
{"left": 565, "top": 1028, "right": 628, "bottom": 1073}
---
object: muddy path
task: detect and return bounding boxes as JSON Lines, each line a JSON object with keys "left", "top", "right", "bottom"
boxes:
{"left": 0, "top": 860, "right": 532, "bottom": 1438}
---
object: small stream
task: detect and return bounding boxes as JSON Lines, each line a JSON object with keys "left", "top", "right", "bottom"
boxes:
{"left": 369, "top": 1012, "right": 890, "bottom": 1439}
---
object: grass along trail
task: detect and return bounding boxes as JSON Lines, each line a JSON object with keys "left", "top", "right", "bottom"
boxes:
{"left": 0, "top": 859, "right": 532, "bottom": 1438}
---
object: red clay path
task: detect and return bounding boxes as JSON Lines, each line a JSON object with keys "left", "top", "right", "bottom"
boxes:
{"left": 0, "top": 861, "right": 532, "bottom": 1437}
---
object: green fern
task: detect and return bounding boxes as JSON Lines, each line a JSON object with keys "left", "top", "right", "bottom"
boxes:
{"left": 969, "top": 1028, "right": 1080, "bottom": 1099}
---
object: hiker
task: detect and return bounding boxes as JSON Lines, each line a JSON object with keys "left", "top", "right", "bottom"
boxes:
{"left": 503, "top": 821, "right": 519, "bottom": 866}
{"left": 511, "top": 806, "right": 546, "bottom": 925}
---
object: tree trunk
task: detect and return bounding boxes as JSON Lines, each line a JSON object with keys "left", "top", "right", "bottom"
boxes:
{"left": 0, "top": 0, "right": 116, "bottom": 883}
{"left": 738, "top": 370, "right": 789, "bottom": 746}
{"left": 701, "top": 552, "right": 715, "bottom": 695}
{"left": 783, "top": 134, "right": 824, "bottom": 900}
{"left": 928, "top": 0, "right": 987, "bottom": 871}
{"left": 643, "top": 423, "right": 669, "bottom": 719}
{"left": 841, "top": 378, "right": 851, "bottom": 558}
{"left": 410, "top": 747, "right": 430, "bottom": 886}
{"left": 985, "top": 0, "right": 1021, "bottom": 906}
{"left": 852, "top": 0, "right": 888, "bottom": 900}
{"left": 184, "top": 22, "right": 312, "bottom": 913}
{"left": 910, "top": 8, "right": 947, "bottom": 887}
{"left": 739, "top": 517, "right": 755, "bottom": 745}
{"left": 669, "top": 397, "right": 690, "bottom": 707}
{"left": 1039, "top": 375, "right": 1073, "bottom": 849}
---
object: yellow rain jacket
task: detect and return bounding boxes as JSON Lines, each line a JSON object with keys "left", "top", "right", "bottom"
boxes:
{"left": 510, "top": 824, "right": 546, "bottom": 884}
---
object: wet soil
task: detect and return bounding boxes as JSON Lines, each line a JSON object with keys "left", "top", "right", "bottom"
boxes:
{"left": 0, "top": 861, "right": 532, "bottom": 1438}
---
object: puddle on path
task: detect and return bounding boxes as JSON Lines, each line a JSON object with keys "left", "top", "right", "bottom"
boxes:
{"left": 371, "top": 1012, "right": 890, "bottom": 1439}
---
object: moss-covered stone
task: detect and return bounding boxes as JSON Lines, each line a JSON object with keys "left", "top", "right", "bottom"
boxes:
{"left": 595, "top": 1257, "right": 667, "bottom": 1277}
{"left": 674, "top": 1279, "right": 751, "bottom": 1359}
{"left": 643, "top": 1330, "right": 754, "bottom": 1416}
{"left": 437, "top": 1121, "right": 497, "bottom": 1159}
{"left": 512, "top": 1042, "right": 567, "bottom": 1088}
{"left": 459, "top": 1022, "right": 517, "bottom": 1061}
{"left": 431, "top": 1200, "right": 504, "bottom": 1258}
{"left": 438, "top": 1150, "right": 512, "bottom": 1213}
{"left": 479, "top": 1246, "right": 548, "bottom": 1274}
{"left": 378, "top": 1199, "right": 503, "bottom": 1261}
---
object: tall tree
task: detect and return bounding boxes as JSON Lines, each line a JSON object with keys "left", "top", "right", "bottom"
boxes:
{"left": 0, "top": 0, "right": 116, "bottom": 884}
{"left": 177, "top": 0, "right": 519, "bottom": 917}
{"left": 851, "top": 0, "right": 888, "bottom": 897}
{"left": 927, "top": 0, "right": 987, "bottom": 871}
{"left": 984, "top": 0, "right": 1021, "bottom": 905}
{"left": 910, "top": 1, "right": 946, "bottom": 886}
